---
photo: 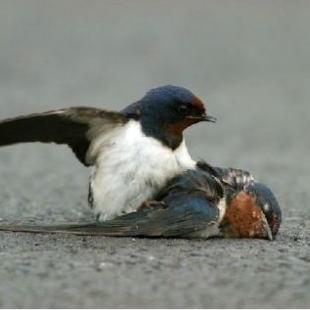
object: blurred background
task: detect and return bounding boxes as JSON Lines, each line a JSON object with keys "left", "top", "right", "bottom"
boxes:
{"left": 0, "top": 0, "right": 309, "bottom": 308}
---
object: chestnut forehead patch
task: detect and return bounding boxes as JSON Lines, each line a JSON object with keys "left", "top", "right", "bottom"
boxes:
{"left": 191, "top": 96, "right": 206, "bottom": 113}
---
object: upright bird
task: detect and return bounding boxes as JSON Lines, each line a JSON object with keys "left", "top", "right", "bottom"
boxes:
{"left": 0, "top": 85, "right": 217, "bottom": 221}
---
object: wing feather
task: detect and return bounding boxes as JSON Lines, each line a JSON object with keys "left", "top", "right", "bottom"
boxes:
{"left": 0, "top": 195, "right": 219, "bottom": 238}
{"left": 0, "top": 107, "right": 128, "bottom": 165}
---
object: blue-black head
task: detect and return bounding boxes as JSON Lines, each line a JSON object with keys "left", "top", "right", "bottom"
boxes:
{"left": 123, "top": 85, "right": 216, "bottom": 149}
{"left": 140, "top": 85, "right": 215, "bottom": 124}
{"left": 221, "top": 182, "right": 281, "bottom": 240}
{"left": 245, "top": 182, "right": 282, "bottom": 237}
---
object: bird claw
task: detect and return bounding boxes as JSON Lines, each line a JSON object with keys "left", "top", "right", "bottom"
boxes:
{"left": 139, "top": 200, "right": 167, "bottom": 211}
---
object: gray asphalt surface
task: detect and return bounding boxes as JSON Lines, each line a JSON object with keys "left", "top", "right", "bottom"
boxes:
{"left": 0, "top": 0, "right": 310, "bottom": 308}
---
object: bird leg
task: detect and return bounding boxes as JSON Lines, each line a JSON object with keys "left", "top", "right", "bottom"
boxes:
{"left": 139, "top": 200, "right": 167, "bottom": 210}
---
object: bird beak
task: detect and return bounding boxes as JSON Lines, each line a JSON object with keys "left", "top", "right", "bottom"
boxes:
{"left": 201, "top": 114, "right": 217, "bottom": 123}
{"left": 186, "top": 114, "right": 217, "bottom": 123}
{"left": 261, "top": 213, "right": 274, "bottom": 241}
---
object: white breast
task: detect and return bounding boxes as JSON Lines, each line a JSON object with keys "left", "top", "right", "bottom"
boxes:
{"left": 89, "top": 120, "right": 196, "bottom": 221}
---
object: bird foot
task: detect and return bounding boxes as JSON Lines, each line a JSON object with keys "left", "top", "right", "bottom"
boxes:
{"left": 139, "top": 200, "right": 167, "bottom": 211}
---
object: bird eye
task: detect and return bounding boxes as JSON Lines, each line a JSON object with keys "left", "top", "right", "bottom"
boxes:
{"left": 178, "top": 104, "right": 190, "bottom": 114}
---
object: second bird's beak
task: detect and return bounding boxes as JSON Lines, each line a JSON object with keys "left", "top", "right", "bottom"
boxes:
{"left": 260, "top": 213, "right": 274, "bottom": 241}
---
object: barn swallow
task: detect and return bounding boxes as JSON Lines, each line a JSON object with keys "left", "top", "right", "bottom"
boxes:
{"left": 0, "top": 169, "right": 281, "bottom": 240}
{"left": 0, "top": 85, "right": 216, "bottom": 221}
{"left": 196, "top": 161, "right": 281, "bottom": 239}
{"left": 221, "top": 181, "right": 282, "bottom": 239}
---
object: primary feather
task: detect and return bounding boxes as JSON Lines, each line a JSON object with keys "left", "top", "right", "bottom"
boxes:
{"left": 0, "top": 107, "right": 127, "bottom": 165}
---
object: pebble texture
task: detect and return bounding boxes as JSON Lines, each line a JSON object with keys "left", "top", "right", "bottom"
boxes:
{"left": 0, "top": 1, "right": 309, "bottom": 308}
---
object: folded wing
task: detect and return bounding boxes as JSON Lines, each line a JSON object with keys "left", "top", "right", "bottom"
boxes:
{"left": 0, "top": 195, "right": 219, "bottom": 237}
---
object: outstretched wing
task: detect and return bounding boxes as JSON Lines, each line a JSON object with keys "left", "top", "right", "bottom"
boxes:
{"left": 0, "top": 195, "right": 219, "bottom": 238}
{"left": 0, "top": 107, "right": 128, "bottom": 166}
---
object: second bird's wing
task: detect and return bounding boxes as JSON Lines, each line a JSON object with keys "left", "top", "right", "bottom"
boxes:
{"left": 0, "top": 107, "right": 128, "bottom": 166}
{"left": 0, "top": 195, "right": 219, "bottom": 238}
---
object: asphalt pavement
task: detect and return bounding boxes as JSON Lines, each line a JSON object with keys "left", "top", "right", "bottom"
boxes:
{"left": 0, "top": 1, "right": 309, "bottom": 308}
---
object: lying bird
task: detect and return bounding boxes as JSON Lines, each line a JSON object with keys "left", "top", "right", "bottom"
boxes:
{"left": 0, "top": 85, "right": 218, "bottom": 221}
{"left": 0, "top": 168, "right": 282, "bottom": 240}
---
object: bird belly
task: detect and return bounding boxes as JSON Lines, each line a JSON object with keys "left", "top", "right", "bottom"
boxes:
{"left": 89, "top": 121, "right": 196, "bottom": 221}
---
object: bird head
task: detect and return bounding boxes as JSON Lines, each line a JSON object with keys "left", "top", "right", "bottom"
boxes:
{"left": 219, "top": 183, "right": 282, "bottom": 240}
{"left": 123, "top": 85, "right": 216, "bottom": 149}
{"left": 245, "top": 182, "right": 282, "bottom": 237}
{"left": 139, "top": 85, "right": 216, "bottom": 129}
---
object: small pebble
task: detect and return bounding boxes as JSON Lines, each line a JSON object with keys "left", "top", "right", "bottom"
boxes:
{"left": 97, "top": 262, "right": 113, "bottom": 270}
